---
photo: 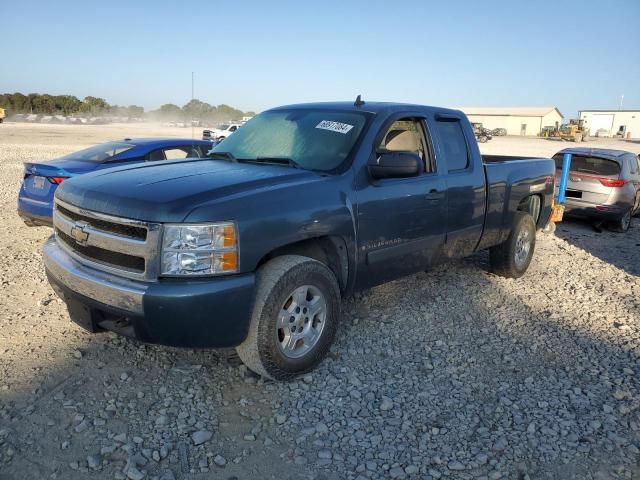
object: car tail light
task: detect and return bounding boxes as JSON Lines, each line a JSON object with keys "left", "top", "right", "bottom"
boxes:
{"left": 568, "top": 172, "right": 627, "bottom": 188}
{"left": 48, "top": 176, "right": 68, "bottom": 185}
{"left": 598, "top": 178, "right": 626, "bottom": 188}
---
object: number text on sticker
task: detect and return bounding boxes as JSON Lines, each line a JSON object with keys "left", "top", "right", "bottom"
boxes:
{"left": 316, "top": 120, "right": 354, "bottom": 134}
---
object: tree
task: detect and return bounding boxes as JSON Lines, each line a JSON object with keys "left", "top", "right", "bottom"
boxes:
{"left": 55, "top": 95, "right": 82, "bottom": 115}
{"left": 80, "top": 96, "right": 108, "bottom": 115}
{"left": 11, "top": 92, "right": 28, "bottom": 112}
{"left": 126, "top": 105, "right": 144, "bottom": 118}
{"left": 216, "top": 104, "right": 244, "bottom": 121}
{"left": 0, "top": 94, "right": 11, "bottom": 110}
{"left": 153, "top": 103, "right": 183, "bottom": 120}
{"left": 182, "top": 99, "right": 213, "bottom": 120}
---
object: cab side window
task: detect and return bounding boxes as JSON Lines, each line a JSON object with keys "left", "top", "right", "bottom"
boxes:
{"left": 434, "top": 119, "right": 470, "bottom": 172}
{"left": 164, "top": 146, "right": 199, "bottom": 160}
{"left": 146, "top": 149, "right": 166, "bottom": 161}
{"left": 379, "top": 119, "right": 433, "bottom": 173}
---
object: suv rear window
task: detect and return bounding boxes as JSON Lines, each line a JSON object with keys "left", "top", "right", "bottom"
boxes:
{"left": 552, "top": 154, "right": 621, "bottom": 176}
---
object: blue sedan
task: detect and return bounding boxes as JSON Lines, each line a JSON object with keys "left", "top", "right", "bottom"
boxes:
{"left": 18, "top": 138, "right": 216, "bottom": 227}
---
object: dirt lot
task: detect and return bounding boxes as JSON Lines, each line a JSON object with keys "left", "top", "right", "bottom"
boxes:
{"left": 1, "top": 123, "right": 639, "bottom": 480}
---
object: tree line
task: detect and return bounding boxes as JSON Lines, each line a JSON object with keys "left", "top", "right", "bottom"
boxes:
{"left": 0, "top": 92, "right": 254, "bottom": 121}
{"left": 0, "top": 92, "right": 142, "bottom": 117}
{"left": 154, "top": 99, "right": 254, "bottom": 122}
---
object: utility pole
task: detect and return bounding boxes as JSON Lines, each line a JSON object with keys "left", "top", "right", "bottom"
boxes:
{"left": 619, "top": 94, "right": 624, "bottom": 111}
{"left": 191, "top": 71, "right": 195, "bottom": 138}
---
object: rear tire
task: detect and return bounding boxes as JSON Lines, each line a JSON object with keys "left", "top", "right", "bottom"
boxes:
{"left": 236, "top": 255, "right": 341, "bottom": 381}
{"left": 489, "top": 212, "right": 536, "bottom": 278}
{"left": 609, "top": 209, "right": 631, "bottom": 233}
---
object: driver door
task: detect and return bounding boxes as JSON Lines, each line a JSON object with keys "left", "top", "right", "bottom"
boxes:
{"left": 356, "top": 116, "right": 447, "bottom": 288}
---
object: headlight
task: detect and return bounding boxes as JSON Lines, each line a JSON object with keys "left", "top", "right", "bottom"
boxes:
{"left": 161, "top": 223, "right": 238, "bottom": 276}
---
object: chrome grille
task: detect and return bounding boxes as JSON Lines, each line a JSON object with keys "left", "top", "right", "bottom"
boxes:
{"left": 53, "top": 199, "right": 161, "bottom": 281}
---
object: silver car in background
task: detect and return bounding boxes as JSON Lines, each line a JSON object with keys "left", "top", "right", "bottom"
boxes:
{"left": 553, "top": 148, "right": 640, "bottom": 232}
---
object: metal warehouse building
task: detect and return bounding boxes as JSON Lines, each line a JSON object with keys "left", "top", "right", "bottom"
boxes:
{"left": 578, "top": 110, "right": 640, "bottom": 138}
{"left": 459, "top": 107, "right": 564, "bottom": 136}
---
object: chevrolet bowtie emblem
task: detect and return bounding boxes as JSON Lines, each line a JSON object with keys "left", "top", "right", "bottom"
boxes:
{"left": 70, "top": 222, "right": 90, "bottom": 245}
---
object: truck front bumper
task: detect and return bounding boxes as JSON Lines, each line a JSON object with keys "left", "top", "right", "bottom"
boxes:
{"left": 43, "top": 237, "right": 256, "bottom": 348}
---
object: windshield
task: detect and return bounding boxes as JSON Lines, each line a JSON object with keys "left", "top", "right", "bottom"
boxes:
{"left": 217, "top": 124, "right": 230, "bottom": 130}
{"left": 210, "top": 109, "right": 368, "bottom": 171}
{"left": 61, "top": 142, "right": 135, "bottom": 162}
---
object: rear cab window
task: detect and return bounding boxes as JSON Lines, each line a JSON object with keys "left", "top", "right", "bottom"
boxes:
{"left": 433, "top": 118, "right": 470, "bottom": 172}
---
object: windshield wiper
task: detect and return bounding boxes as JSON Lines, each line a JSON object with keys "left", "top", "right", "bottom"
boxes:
{"left": 252, "top": 156, "right": 303, "bottom": 169}
{"left": 208, "top": 151, "right": 237, "bottom": 161}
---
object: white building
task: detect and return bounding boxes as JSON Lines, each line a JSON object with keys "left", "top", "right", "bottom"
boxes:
{"left": 578, "top": 110, "right": 640, "bottom": 138}
{"left": 459, "top": 107, "right": 564, "bottom": 136}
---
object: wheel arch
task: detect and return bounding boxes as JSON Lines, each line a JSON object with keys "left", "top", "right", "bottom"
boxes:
{"left": 517, "top": 193, "right": 543, "bottom": 226}
{"left": 256, "top": 235, "right": 350, "bottom": 294}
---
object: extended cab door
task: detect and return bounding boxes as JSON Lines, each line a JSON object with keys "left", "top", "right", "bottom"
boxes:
{"left": 429, "top": 114, "right": 486, "bottom": 258}
{"left": 356, "top": 115, "right": 447, "bottom": 287}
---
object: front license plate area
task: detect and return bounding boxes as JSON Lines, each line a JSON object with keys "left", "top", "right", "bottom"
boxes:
{"left": 66, "top": 297, "right": 100, "bottom": 333}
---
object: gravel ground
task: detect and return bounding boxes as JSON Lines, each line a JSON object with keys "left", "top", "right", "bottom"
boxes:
{"left": 0, "top": 124, "right": 639, "bottom": 480}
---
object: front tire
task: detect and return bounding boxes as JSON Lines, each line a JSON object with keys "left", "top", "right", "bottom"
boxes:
{"left": 489, "top": 212, "right": 536, "bottom": 278}
{"left": 236, "top": 255, "right": 341, "bottom": 380}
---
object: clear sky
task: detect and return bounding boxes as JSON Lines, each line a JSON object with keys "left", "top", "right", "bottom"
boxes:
{"left": 2, "top": 0, "right": 638, "bottom": 117}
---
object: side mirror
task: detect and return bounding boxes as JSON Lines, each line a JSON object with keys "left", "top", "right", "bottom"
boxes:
{"left": 369, "top": 152, "right": 423, "bottom": 179}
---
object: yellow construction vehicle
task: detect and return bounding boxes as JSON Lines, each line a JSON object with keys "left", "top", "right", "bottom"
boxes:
{"left": 541, "top": 119, "right": 589, "bottom": 142}
{"left": 558, "top": 119, "right": 590, "bottom": 142}
{"left": 0, "top": 108, "right": 5, "bottom": 124}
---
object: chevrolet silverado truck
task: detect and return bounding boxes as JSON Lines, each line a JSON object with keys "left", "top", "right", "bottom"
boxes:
{"left": 43, "top": 101, "right": 555, "bottom": 380}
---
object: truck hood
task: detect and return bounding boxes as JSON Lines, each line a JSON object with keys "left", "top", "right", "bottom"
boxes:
{"left": 55, "top": 158, "right": 320, "bottom": 222}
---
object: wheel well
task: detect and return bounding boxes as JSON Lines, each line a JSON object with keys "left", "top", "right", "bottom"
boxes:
{"left": 517, "top": 194, "right": 542, "bottom": 223}
{"left": 257, "top": 236, "right": 349, "bottom": 293}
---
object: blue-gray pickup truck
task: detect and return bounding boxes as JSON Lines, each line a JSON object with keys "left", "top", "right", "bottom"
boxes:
{"left": 43, "top": 101, "right": 555, "bottom": 380}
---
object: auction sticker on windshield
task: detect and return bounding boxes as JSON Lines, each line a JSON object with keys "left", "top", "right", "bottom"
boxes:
{"left": 316, "top": 120, "right": 354, "bottom": 134}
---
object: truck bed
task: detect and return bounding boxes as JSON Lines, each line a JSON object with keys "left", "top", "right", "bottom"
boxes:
{"left": 478, "top": 155, "right": 555, "bottom": 250}
{"left": 483, "top": 155, "right": 546, "bottom": 163}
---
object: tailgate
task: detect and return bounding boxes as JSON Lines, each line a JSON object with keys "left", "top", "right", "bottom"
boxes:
{"left": 553, "top": 154, "right": 621, "bottom": 203}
